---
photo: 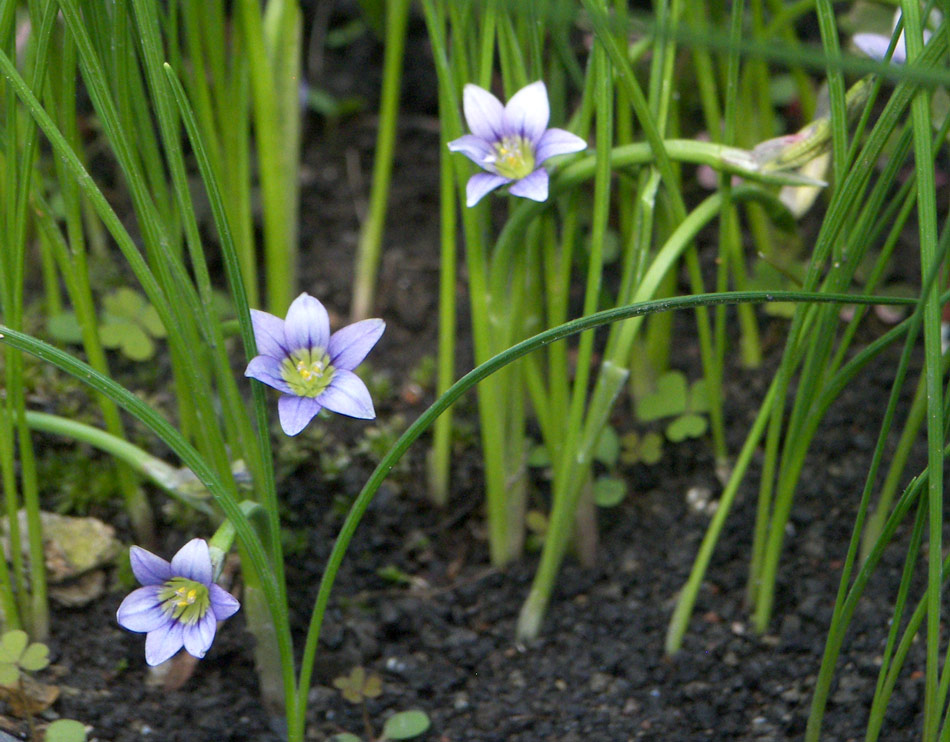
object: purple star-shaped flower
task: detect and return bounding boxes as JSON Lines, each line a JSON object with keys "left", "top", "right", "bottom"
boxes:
{"left": 116, "top": 539, "right": 240, "bottom": 666}
{"left": 244, "top": 292, "right": 385, "bottom": 436}
{"left": 448, "top": 80, "right": 587, "bottom": 207}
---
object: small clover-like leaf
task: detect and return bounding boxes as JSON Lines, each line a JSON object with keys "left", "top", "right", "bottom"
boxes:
{"left": 688, "top": 379, "right": 710, "bottom": 414}
{"left": 98, "top": 320, "right": 128, "bottom": 348}
{"left": 101, "top": 321, "right": 154, "bottom": 360}
{"left": 333, "top": 666, "right": 371, "bottom": 704}
{"left": 103, "top": 287, "right": 146, "bottom": 320}
{"left": 140, "top": 304, "right": 166, "bottom": 338}
{"left": 44, "top": 719, "right": 87, "bottom": 742}
{"left": 20, "top": 642, "right": 50, "bottom": 672}
{"left": 636, "top": 371, "right": 687, "bottom": 422}
{"left": 329, "top": 734, "right": 362, "bottom": 742}
{"left": 119, "top": 324, "right": 154, "bottom": 361}
{"left": 638, "top": 432, "right": 664, "bottom": 464}
{"left": 593, "top": 426, "right": 620, "bottom": 467}
{"left": 666, "top": 414, "right": 707, "bottom": 442}
{"left": 362, "top": 670, "right": 383, "bottom": 699}
{"left": 46, "top": 312, "right": 84, "bottom": 344}
{"left": 380, "top": 709, "right": 431, "bottom": 740}
{"left": 0, "top": 661, "right": 19, "bottom": 686}
{"left": 594, "top": 476, "right": 627, "bottom": 507}
{"left": 0, "top": 630, "right": 28, "bottom": 663}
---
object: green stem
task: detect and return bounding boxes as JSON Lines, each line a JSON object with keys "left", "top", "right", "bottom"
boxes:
{"left": 351, "top": 0, "right": 411, "bottom": 321}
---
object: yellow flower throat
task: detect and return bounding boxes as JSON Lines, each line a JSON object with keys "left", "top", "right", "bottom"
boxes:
{"left": 159, "top": 577, "right": 210, "bottom": 626}
{"left": 281, "top": 348, "right": 335, "bottom": 397}
{"left": 491, "top": 135, "right": 535, "bottom": 180}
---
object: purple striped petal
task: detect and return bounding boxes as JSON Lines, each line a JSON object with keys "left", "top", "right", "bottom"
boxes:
{"left": 170, "top": 539, "right": 212, "bottom": 585}
{"left": 145, "top": 620, "right": 185, "bottom": 666}
{"left": 183, "top": 610, "right": 217, "bottom": 659}
{"left": 319, "top": 370, "right": 375, "bottom": 419}
{"left": 447, "top": 134, "right": 496, "bottom": 169}
{"left": 535, "top": 127, "right": 587, "bottom": 164}
{"left": 210, "top": 584, "right": 241, "bottom": 620}
{"left": 508, "top": 168, "right": 549, "bottom": 202}
{"left": 503, "top": 81, "right": 549, "bottom": 143}
{"left": 116, "top": 586, "right": 167, "bottom": 632}
{"left": 129, "top": 546, "right": 172, "bottom": 586}
{"left": 284, "top": 293, "right": 330, "bottom": 352}
{"left": 278, "top": 394, "right": 323, "bottom": 436}
{"left": 466, "top": 172, "right": 510, "bottom": 207}
{"left": 245, "top": 355, "right": 293, "bottom": 393}
{"left": 463, "top": 84, "right": 504, "bottom": 141}
{"left": 328, "top": 319, "right": 385, "bottom": 371}
{"left": 249, "top": 309, "right": 287, "bottom": 359}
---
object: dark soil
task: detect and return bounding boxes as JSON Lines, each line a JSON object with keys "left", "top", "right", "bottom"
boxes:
{"left": 7, "top": 8, "right": 938, "bottom": 742}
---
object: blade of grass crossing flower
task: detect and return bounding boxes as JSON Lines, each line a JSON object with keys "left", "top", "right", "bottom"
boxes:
{"left": 814, "top": 0, "right": 848, "bottom": 180}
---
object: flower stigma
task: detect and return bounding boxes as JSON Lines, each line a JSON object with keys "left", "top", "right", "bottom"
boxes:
{"left": 281, "top": 347, "right": 335, "bottom": 397}
{"left": 158, "top": 577, "right": 211, "bottom": 625}
{"left": 490, "top": 135, "right": 535, "bottom": 179}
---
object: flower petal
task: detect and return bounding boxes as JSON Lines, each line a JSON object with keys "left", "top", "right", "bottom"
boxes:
{"left": 245, "top": 355, "right": 293, "bottom": 393}
{"left": 535, "top": 127, "right": 587, "bottom": 164}
{"left": 117, "top": 586, "right": 168, "bottom": 632}
{"left": 463, "top": 84, "right": 504, "bottom": 141}
{"left": 853, "top": 32, "right": 905, "bottom": 63}
{"left": 182, "top": 610, "right": 217, "bottom": 659}
{"left": 170, "top": 539, "right": 212, "bottom": 585}
{"left": 502, "top": 81, "right": 550, "bottom": 143}
{"left": 447, "top": 134, "right": 495, "bottom": 170}
{"left": 278, "top": 394, "right": 323, "bottom": 436}
{"left": 283, "top": 293, "right": 331, "bottom": 352}
{"left": 466, "top": 172, "right": 510, "bottom": 207}
{"left": 129, "top": 546, "right": 172, "bottom": 586}
{"left": 209, "top": 584, "right": 241, "bottom": 620}
{"left": 249, "top": 309, "right": 287, "bottom": 359}
{"left": 318, "top": 370, "right": 376, "bottom": 419}
{"left": 328, "top": 319, "right": 385, "bottom": 371}
{"left": 508, "top": 168, "right": 549, "bottom": 202}
{"left": 145, "top": 620, "right": 184, "bottom": 666}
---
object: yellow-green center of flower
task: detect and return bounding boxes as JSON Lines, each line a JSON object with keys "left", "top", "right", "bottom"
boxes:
{"left": 280, "top": 347, "right": 335, "bottom": 397}
{"left": 158, "top": 577, "right": 211, "bottom": 626}
{"left": 492, "top": 135, "right": 535, "bottom": 179}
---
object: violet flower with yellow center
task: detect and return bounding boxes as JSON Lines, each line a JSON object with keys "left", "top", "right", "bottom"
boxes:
{"left": 116, "top": 539, "right": 240, "bottom": 666}
{"left": 448, "top": 81, "right": 587, "bottom": 207}
{"left": 244, "top": 292, "right": 385, "bottom": 436}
